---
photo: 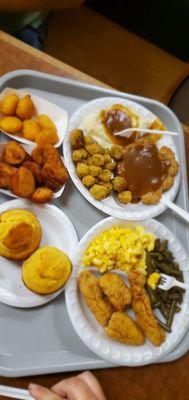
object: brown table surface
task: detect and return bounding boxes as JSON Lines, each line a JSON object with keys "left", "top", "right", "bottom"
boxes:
{"left": 0, "top": 30, "right": 189, "bottom": 400}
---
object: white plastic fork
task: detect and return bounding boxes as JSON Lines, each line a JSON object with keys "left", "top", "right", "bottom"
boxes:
{"left": 114, "top": 127, "right": 178, "bottom": 138}
{"left": 0, "top": 385, "right": 33, "bottom": 400}
{"left": 159, "top": 273, "right": 189, "bottom": 291}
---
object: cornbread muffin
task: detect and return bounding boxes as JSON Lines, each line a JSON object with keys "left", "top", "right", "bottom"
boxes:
{"left": 22, "top": 246, "right": 72, "bottom": 295}
{"left": 0, "top": 209, "right": 42, "bottom": 260}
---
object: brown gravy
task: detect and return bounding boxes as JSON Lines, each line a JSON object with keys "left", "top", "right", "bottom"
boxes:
{"left": 116, "top": 142, "right": 169, "bottom": 202}
{"left": 101, "top": 108, "right": 137, "bottom": 146}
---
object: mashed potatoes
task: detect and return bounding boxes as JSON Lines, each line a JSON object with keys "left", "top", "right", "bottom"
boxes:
{"left": 82, "top": 225, "right": 155, "bottom": 273}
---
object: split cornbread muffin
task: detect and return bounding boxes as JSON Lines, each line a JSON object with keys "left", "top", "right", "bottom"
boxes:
{"left": 22, "top": 246, "right": 72, "bottom": 295}
{"left": 0, "top": 209, "right": 42, "bottom": 260}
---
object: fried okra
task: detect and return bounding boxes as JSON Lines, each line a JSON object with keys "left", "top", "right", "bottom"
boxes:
{"left": 72, "top": 149, "right": 88, "bottom": 162}
{"left": 70, "top": 129, "right": 85, "bottom": 149}
{"left": 117, "top": 191, "right": 132, "bottom": 204}
{"left": 90, "top": 184, "right": 108, "bottom": 200}
{"left": 82, "top": 175, "right": 96, "bottom": 188}
{"left": 111, "top": 176, "right": 127, "bottom": 192}
{"left": 76, "top": 163, "right": 90, "bottom": 178}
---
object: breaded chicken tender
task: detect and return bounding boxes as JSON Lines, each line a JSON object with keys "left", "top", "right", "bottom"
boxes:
{"left": 99, "top": 273, "right": 132, "bottom": 310}
{"left": 141, "top": 187, "right": 163, "bottom": 205}
{"left": 0, "top": 116, "right": 22, "bottom": 134}
{"left": 1, "top": 93, "right": 19, "bottom": 115}
{"left": 128, "top": 270, "right": 165, "bottom": 346}
{"left": 11, "top": 167, "right": 35, "bottom": 198}
{"left": 16, "top": 95, "right": 36, "bottom": 120}
{"left": 70, "top": 129, "right": 85, "bottom": 149}
{"left": 105, "top": 311, "right": 145, "bottom": 345}
{"left": 2, "top": 141, "right": 27, "bottom": 166}
{"left": 42, "top": 160, "right": 69, "bottom": 191}
{"left": 78, "top": 270, "right": 114, "bottom": 326}
{"left": 31, "top": 187, "right": 53, "bottom": 203}
{"left": 112, "top": 176, "right": 127, "bottom": 192}
{"left": 35, "top": 128, "right": 59, "bottom": 146}
{"left": 90, "top": 184, "right": 108, "bottom": 200}
{"left": 22, "top": 119, "right": 41, "bottom": 141}
{"left": 23, "top": 161, "right": 42, "bottom": 185}
{"left": 0, "top": 162, "right": 17, "bottom": 189}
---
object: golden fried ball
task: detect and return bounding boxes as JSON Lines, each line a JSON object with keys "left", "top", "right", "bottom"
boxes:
{"left": 110, "top": 146, "right": 123, "bottom": 160}
{"left": 104, "top": 154, "right": 112, "bottom": 163}
{"left": 105, "top": 160, "right": 116, "bottom": 171}
{"left": 112, "top": 177, "right": 127, "bottom": 192}
{"left": 99, "top": 181, "right": 112, "bottom": 194}
{"left": 84, "top": 135, "right": 95, "bottom": 145}
{"left": 76, "top": 162, "right": 90, "bottom": 178}
{"left": 90, "top": 184, "right": 108, "bottom": 200}
{"left": 89, "top": 165, "right": 101, "bottom": 177}
{"left": 117, "top": 191, "right": 132, "bottom": 204}
{"left": 0, "top": 116, "right": 22, "bottom": 134}
{"left": 98, "top": 169, "right": 111, "bottom": 182}
{"left": 72, "top": 149, "right": 88, "bottom": 162}
{"left": 85, "top": 143, "right": 103, "bottom": 155}
{"left": 35, "top": 128, "right": 59, "bottom": 146}
{"left": 89, "top": 154, "right": 105, "bottom": 166}
{"left": 70, "top": 129, "right": 85, "bottom": 149}
{"left": 1, "top": 93, "right": 19, "bottom": 115}
{"left": 82, "top": 175, "right": 96, "bottom": 188}
{"left": 16, "top": 95, "right": 36, "bottom": 120}
{"left": 22, "top": 119, "right": 41, "bottom": 141}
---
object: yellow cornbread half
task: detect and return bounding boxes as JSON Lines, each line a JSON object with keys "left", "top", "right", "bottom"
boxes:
{"left": 22, "top": 246, "right": 72, "bottom": 295}
{"left": 0, "top": 209, "right": 42, "bottom": 260}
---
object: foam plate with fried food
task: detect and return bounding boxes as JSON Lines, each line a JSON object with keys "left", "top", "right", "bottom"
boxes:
{"left": 0, "top": 143, "right": 66, "bottom": 199}
{"left": 65, "top": 217, "right": 189, "bottom": 367}
{"left": 0, "top": 87, "right": 68, "bottom": 147}
{"left": 0, "top": 198, "right": 78, "bottom": 308}
{"left": 64, "top": 96, "right": 180, "bottom": 221}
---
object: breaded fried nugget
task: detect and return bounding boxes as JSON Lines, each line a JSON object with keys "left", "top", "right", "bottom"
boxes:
{"left": 105, "top": 311, "right": 145, "bottom": 345}
{"left": 128, "top": 270, "right": 165, "bottom": 346}
{"left": 70, "top": 129, "right": 85, "bottom": 149}
{"left": 1, "top": 93, "right": 19, "bottom": 115}
{"left": 31, "top": 187, "right": 53, "bottom": 203}
{"left": 42, "top": 160, "right": 69, "bottom": 191}
{"left": 2, "top": 141, "right": 27, "bottom": 166}
{"left": 22, "top": 119, "right": 41, "bottom": 141}
{"left": 99, "top": 273, "right": 132, "bottom": 310}
{"left": 31, "top": 145, "right": 61, "bottom": 166}
{"left": 31, "top": 146, "right": 44, "bottom": 165}
{"left": 35, "top": 128, "right": 59, "bottom": 146}
{"left": 23, "top": 161, "right": 42, "bottom": 185}
{"left": 37, "top": 114, "right": 57, "bottom": 132}
{"left": 78, "top": 270, "right": 114, "bottom": 326}
{"left": 0, "top": 162, "right": 17, "bottom": 189}
{"left": 10, "top": 167, "right": 35, "bottom": 198}
{"left": 90, "top": 184, "right": 108, "bottom": 200}
{"left": 141, "top": 187, "right": 163, "bottom": 205}
{"left": 16, "top": 95, "right": 36, "bottom": 120}
{"left": 0, "top": 116, "right": 22, "bottom": 134}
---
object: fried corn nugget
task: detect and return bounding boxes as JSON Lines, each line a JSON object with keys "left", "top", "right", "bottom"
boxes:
{"left": 90, "top": 184, "right": 108, "bottom": 200}
{"left": 16, "top": 95, "right": 36, "bottom": 120}
{"left": 0, "top": 162, "right": 17, "bottom": 189}
{"left": 0, "top": 116, "right": 22, "bottom": 134}
{"left": 2, "top": 141, "right": 27, "bottom": 166}
{"left": 23, "top": 161, "right": 42, "bottom": 185}
{"left": 1, "top": 93, "right": 19, "bottom": 115}
{"left": 128, "top": 270, "right": 165, "bottom": 346}
{"left": 99, "top": 273, "right": 132, "bottom": 310}
{"left": 22, "top": 119, "right": 41, "bottom": 141}
{"left": 70, "top": 129, "right": 85, "bottom": 149}
{"left": 37, "top": 114, "right": 57, "bottom": 132}
{"left": 105, "top": 311, "right": 145, "bottom": 345}
{"left": 141, "top": 187, "right": 163, "bottom": 205}
{"left": 78, "top": 270, "right": 114, "bottom": 326}
{"left": 31, "top": 187, "right": 53, "bottom": 203}
{"left": 42, "top": 160, "right": 69, "bottom": 191}
{"left": 35, "top": 128, "right": 59, "bottom": 146}
{"left": 10, "top": 167, "right": 35, "bottom": 198}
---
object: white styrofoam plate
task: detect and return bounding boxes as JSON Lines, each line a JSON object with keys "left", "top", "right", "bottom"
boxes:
{"left": 0, "top": 142, "right": 66, "bottom": 199}
{"left": 66, "top": 217, "right": 189, "bottom": 367}
{"left": 0, "top": 199, "right": 78, "bottom": 308}
{"left": 64, "top": 97, "right": 181, "bottom": 220}
{"left": 0, "top": 88, "right": 68, "bottom": 148}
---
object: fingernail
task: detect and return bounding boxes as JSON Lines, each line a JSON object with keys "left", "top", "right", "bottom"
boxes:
{"left": 28, "top": 383, "right": 40, "bottom": 391}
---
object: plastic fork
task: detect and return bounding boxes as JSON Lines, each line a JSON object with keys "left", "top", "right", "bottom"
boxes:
{"left": 114, "top": 127, "right": 178, "bottom": 139}
{"left": 159, "top": 273, "right": 189, "bottom": 291}
{"left": 0, "top": 385, "right": 33, "bottom": 400}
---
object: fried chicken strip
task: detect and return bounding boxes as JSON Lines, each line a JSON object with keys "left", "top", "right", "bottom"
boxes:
{"left": 105, "top": 311, "right": 145, "bottom": 345}
{"left": 78, "top": 270, "right": 114, "bottom": 326}
{"left": 99, "top": 273, "right": 132, "bottom": 311}
{"left": 128, "top": 270, "right": 165, "bottom": 346}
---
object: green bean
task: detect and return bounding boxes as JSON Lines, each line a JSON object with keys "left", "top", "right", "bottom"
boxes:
{"left": 157, "top": 318, "right": 172, "bottom": 333}
{"left": 159, "top": 240, "right": 168, "bottom": 252}
{"left": 167, "top": 300, "right": 177, "bottom": 329}
{"left": 154, "top": 238, "right": 161, "bottom": 251}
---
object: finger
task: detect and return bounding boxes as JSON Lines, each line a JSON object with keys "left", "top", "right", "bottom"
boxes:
{"left": 28, "top": 383, "right": 63, "bottom": 400}
{"left": 78, "top": 371, "right": 106, "bottom": 400}
{"left": 51, "top": 376, "right": 97, "bottom": 400}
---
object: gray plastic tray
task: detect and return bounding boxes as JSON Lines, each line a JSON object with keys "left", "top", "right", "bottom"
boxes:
{"left": 0, "top": 69, "right": 189, "bottom": 377}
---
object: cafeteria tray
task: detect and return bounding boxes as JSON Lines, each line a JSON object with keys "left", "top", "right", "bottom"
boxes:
{"left": 0, "top": 69, "right": 189, "bottom": 377}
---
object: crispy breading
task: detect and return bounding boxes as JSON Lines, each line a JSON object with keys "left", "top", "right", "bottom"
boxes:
{"left": 1, "top": 93, "right": 19, "bottom": 115}
{"left": 162, "top": 175, "right": 174, "bottom": 191}
{"left": 35, "top": 128, "right": 58, "bottom": 146}
{"left": 0, "top": 116, "right": 22, "bottom": 134}
{"left": 16, "top": 95, "right": 36, "bottom": 120}
{"left": 99, "top": 273, "right": 132, "bottom": 310}
{"left": 10, "top": 167, "right": 35, "bottom": 198}
{"left": 23, "top": 161, "right": 42, "bottom": 185}
{"left": 105, "top": 311, "right": 145, "bottom": 345}
{"left": 2, "top": 141, "right": 27, "bottom": 166}
{"left": 141, "top": 187, "right": 163, "bottom": 205}
{"left": 78, "top": 270, "right": 114, "bottom": 326}
{"left": 31, "top": 146, "right": 44, "bottom": 166}
{"left": 70, "top": 129, "right": 85, "bottom": 149}
{"left": 31, "top": 187, "right": 53, "bottom": 203}
{"left": 31, "top": 144, "right": 61, "bottom": 166}
{"left": 128, "top": 270, "right": 165, "bottom": 346}
{"left": 0, "top": 162, "right": 17, "bottom": 189}
{"left": 22, "top": 119, "right": 41, "bottom": 141}
{"left": 42, "top": 160, "right": 69, "bottom": 191}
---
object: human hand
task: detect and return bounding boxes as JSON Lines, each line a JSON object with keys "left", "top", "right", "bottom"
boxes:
{"left": 29, "top": 371, "right": 106, "bottom": 400}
